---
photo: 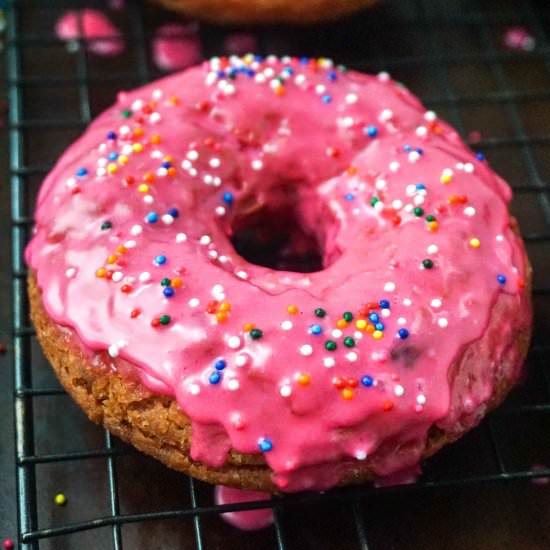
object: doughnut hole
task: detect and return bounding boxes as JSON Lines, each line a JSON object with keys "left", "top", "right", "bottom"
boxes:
{"left": 228, "top": 184, "right": 342, "bottom": 273}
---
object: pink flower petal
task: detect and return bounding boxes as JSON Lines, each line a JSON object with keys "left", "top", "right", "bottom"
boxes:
{"left": 153, "top": 24, "right": 202, "bottom": 72}
{"left": 55, "top": 9, "right": 125, "bottom": 57}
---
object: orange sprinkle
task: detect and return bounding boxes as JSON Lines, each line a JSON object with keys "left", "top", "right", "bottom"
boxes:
{"left": 366, "top": 324, "right": 375, "bottom": 334}
{"left": 169, "top": 96, "right": 180, "bottom": 105}
{"left": 274, "top": 86, "right": 285, "bottom": 96}
{"left": 342, "top": 388, "right": 354, "bottom": 400}
{"left": 336, "top": 319, "right": 348, "bottom": 329}
{"left": 447, "top": 194, "right": 467, "bottom": 205}
{"left": 287, "top": 304, "right": 299, "bottom": 315}
{"left": 243, "top": 322, "right": 255, "bottom": 333}
{"left": 133, "top": 127, "right": 144, "bottom": 138}
{"left": 116, "top": 245, "right": 128, "bottom": 254}
{"left": 150, "top": 134, "right": 161, "bottom": 145}
{"left": 167, "top": 167, "right": 177, "bottom": 177}
{"left": 297, "top": 373, "right": 311, "bottom": 386}
{"left": 215, "top": 312, "right": 228, "bottom": 323}
{"left": 469, "top": 237, "right": 481, "bottom": 249}
{"left": 346, "top": 165, "right": 358, "bottom": 176}
{"left": 106, "top": 255, "right": 118, "bottom": 265}
{"left": 143, "top": 172, "right": 155, "bottom": 183}
{"left": 171, "top": 277, "right": 183, "bottom": 288}
{"left": 427, "top": 221, "right": 439, "bottom": 232}
{"left": 219, "top": 302, "right": 232, "bottom": 312}
{"left": 95, "top": 267, "right": 107, "bottom": 278}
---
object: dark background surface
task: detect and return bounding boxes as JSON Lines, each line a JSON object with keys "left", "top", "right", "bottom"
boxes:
{"left": 2, "top": 0, "right": 550, "bottom": 549}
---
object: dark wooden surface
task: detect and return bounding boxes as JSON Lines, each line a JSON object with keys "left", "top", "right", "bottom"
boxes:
{"left": 1, "top": 1, "right": 550, "bottom": 548}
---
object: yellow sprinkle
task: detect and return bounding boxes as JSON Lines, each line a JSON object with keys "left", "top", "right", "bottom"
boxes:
{"left": 54, "top": 493, "right": 67, "bottom": 506}
{"left": 440, "top": 174, "right": 452, "bottom": 184}
{"left": 373, "top": 330, "right": 384, "bottom": 340}
{"left": 95, "top": 267, "right": 107, "bottom": 278}
{"left": 287, "top": 304, "right": 299, "bottom": 315}
{"left": 132, "top": 143, "right": 143, "bottom": 153}
{"left": 297, "top": 373, "right": 311, "bottom": 386}
{"left": 342, "top": 388, "right": 354, "bottom": 400}
{"left": 356, "top": 319, "right": 367, "bottom": 330}
{"left": 215, "top": 312, "right": 228, "bottom": 323}
{"left": 219, "top": 302, "right": 232, "bottom": 312}
{"left": 117, "top": 155, "right": 128, "bottom": 165}
{"left": 106, "top": 255, "right": 117, "bottom": 265}
{"left": 469, "top": 237, "right": 481, "bottom": 248}
{"left": 138, "top": 183, "right": 149, "bottom": 193}
{"left": 107, "top": 163, "right": 118, "bottom": 174}
{"left": 163, "top": 155, "right": 173, "bottom": 163}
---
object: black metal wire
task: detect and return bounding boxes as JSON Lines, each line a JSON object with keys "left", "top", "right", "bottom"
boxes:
{"left": 7, "top": 0, "right": 550, "bottom": 548}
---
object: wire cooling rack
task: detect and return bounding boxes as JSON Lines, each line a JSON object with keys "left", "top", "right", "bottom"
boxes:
{"left": 6, "top": 0, "right": 550, "bottom": 548}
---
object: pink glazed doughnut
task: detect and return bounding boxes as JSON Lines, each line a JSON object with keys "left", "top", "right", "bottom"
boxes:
{"left": 27, "top": 55, "right": 532, "bottom": 493}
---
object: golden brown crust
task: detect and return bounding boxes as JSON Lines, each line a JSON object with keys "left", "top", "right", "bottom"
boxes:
{"left": 29, "top": 240, "right": 531, "bottom": 492}
{"left": 153, "top": 0, "right": 378, "bottom": 25}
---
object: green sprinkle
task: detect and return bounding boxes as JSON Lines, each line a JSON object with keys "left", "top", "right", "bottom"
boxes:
{"left": 315, "top": 308, "right": 326, "bottom": 318}
{"left": 250, "top": 328, "right": 263, "bottom": 340}
{"left": 413, "top": 207, "right": 424, "bottom": 217}
{"left": 101, "top": 221, "right": 112, "bottom": 230}
{"left": 325, "top": 340, "right": 337, "bottom": 351}
{"left": 422, "top": 259, "right": 434, "bottom": 269}
{"left": 121, "top": 109, "right": 131, "bottom": 118}
{"left": 160, "top": 278, "right": 171, "bottom": 287}
{"left": 343, "top": 311, "right": 353, "bottom": 322}
{"left": 425, "top": 214, "right": 436, "bottom": 222}
{"left": 343, "top": 336, "right": 355, "bottom": 348}
{"left": 159, "top": 315, "right": 171, "bottom": 325}
{"left": 370, "top": 196, "right": 379, "bottom": 207}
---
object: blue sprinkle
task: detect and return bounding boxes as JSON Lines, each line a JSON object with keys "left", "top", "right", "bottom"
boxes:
{"left": 161, "top": 161, "right": 172, "bottom": 169}
{"left": 365, "top": 125, "right": 378, "bottom": 138}
{"left": 146, "top": 212, "right": 158, "bottom": 224}
{"left": 154, "top": 255, "right": 167, "bottom": 266}
{"left": 108, "top": 152, "right": 118, "bottom": 161}
{"left": 168, "top": 208, "right": 179, "bottom": 218}
{"left": 416, "top": 183, "right": 426, "bottom": 190}
{"left": 283, "top": 66, "right": 294, "bottom": 75}
{"left": 309, "top": 324, "right": 322, "bottom": 335}
{"left": 375, "top": 322, "right": 385, "bottom": 331}
{"left": 258, "top": 437, "right": 273, "bottom": 452}
{"left": 476, "top": 152, "right": 486, "bottom": 161}
{"left": 322, "top": 95, "right": 332, "bottom": 104}
{"left": 404, "top": 145, "right": 412, "bottom": 152}
{"left": 416, "top": 147, "right": 424, "bottom": 155}
{"left": 344, "top": 193, "right": 355, "bottom": 201}
{"left": 361, "top": 375, "right": 374, "bottom": 387}
{"left": 299, "top": 56, "right": 309, "bottom": 64}
{"left": 76, "top": 167, "right": 88, "bottom": 177}
{"left": 398, "top": 328, "right": 409, "bottom": 340}
{"left": 497, "top": 274, "right": 507, "bottom": 285}
{"left": 368, "top": 312, "right": 379, "bottom": 323}
{"left": 106, "top": 131, "right": 117, "bottom": 140}
{"left": 215, "top": 359, "right": 227, "bottom": 371}
{"left": 379, "top": 299, "right": 390, "bottom": 309}
{"left": 209, "top": 372, "right": 222, "bottom": 384}
{"left": 217, "top": 70, "right": 225, "bottom": 78}
{"left": 245, "top": 68, "right": 255, "bottom": 77}
{"left": 223, "top": 192, "right": 234, "bottom": 205}
{"left": 163, "top": 287, "right": 175, "bottom": 298}
{"left": 327, "top": 71, "right": 338, "bottom": 81}
{"left": 254, "top": 55, "right": 264, "bottom": 62}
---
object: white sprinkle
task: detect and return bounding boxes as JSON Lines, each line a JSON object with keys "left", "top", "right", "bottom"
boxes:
{"left": 424, "top": 110, "right": 437, "bottom": 122}
{"left": 354, "top": 331, "right": 363, "bottom": 340}
{"left": 323, "top": 357, "right": 336, "bottom": 368}
{"left": 300, "top": 344, "right": 313, "bottom": 356}
{"left": 464, "top": 206, "right": 476, "bottom": 217}
{"left": 280, "top": 385, "right": 292, "bottom": 397}
{"left": 375, "top": 179, "right": 387, "bottom": 190}
{"left": 161, "top": 214, "right": 174, "bottom": 225}
{"left": 208, "top": 250, "right": 218, "bottom": 259}
{"left": 96, "top": 168, "right": 106, "bottom": 177}
{"left": 228, "top": 336, "right": 241, "bottom": 349}
{"left": 200, "top": 235, "right": 211, "bottom": 245}
{"left": 431, "top": 298, "right": 442, "bottom": 308}
{"left": 227, "top": 379, "right": 240, "bottom": 391}
{"left": 213, "top": 177, "right": 222, "bottom": 187}
{"left": 131, "top": 99, "right": 143, "bottom": 110}
{"left": 381, "top": 308, "right": 391, "bottom": 318}
{"left": 218, "top": 255, "right": 228, "bottom": 263}
{"left": 181, "top": 159, "right": 192, "bottom": 170}
{"left": 345, "top": 93, "right": 358, "bottom": 104}
{"left": 203, "top": 174, "right": 213, "bottom": 185}
{"left": 124, "top": 240, "right": 136, "bottom": 249}
{"left": 236, "top": 270, "right": 248, "bottom": 279}
{"left": 65, "top": 267, "right": 77, "bottom": 278}
{"left": 408, "top": 151, "right": 421, "bottom": 163}
{"left": 496, "top": 234, "right": 504, "bottom": 242}
{"left": 403, "top": 298, "right": 412, "bottom": 306}
{"left": 380, "top": 108, "right": 393, "bottom": 121}
{"left": 464, "top": 163, "right": 474, "bottom": 173}
{"left": 281, "top": 320, "right": 293, "bottom": 330}
{"left": 189, "top": 383, "right": 201, "bottom": 395}
{"left": 188, "top": 298, "right": 200, "bottom": 308}
{"left": 427, "top": 244, "right": 439, "bottom": 254}
{"left": 331, "top": 329, "right": 343, "bottom": 338}
{"left": 211, "top": 284, "right": 224, "bottom": 298}
{"left": 111, "top": 271, "right": 123, "bottom": 283}
{"left": 384, "top": 281, "right": 396, "bottom": 292}
{"left": 224, "top": 84, "right": 236, "bottom": 96}
{"left": 406, "top": 184, "right": 417, "bottom": 196}
{"left": 150, "top": 112, "right": 161, "bottom": 124}
{"left": 417, "top": 394, "right": 427, "bottom": 405}
{"left": 416, "top": 126, "right": 428, "bottom": 137}
{"left": 315, "top": 84, "right": 326, "bottom": 94}
{"left": 143, "top": 195, "right": 154, "bottom": 204}
{"left": 139, "top": 272, "right": 151, "bottom": 282}
{"left": 187, "top": 150, "right": 199, "bottom": 161}
{"left": 394, "top": 384, "right": 405, "bottom": 397}
{"left": 108, "top": 344, "right": 119, "bottom": 358}
{"left": 152, "top": 88, "right": 162, "bottom": 100}
{"left": 413, "top": 194, "right": 425, "bottom": 206}
{"left": 378, "top": 71, "right": 390, "bottom": 82}
{"left": 251, "top": 159, "right": 263, "bottom": 170}
{"left": 255, "top": 74, "right": 266, "bottom": 84}
{"left": 355, "top": 450, "right": 367, "bottom": 461}
{"left": 215, "top": 206, "right": 226, "bottom": 216}
{"left": 342, "top": 116, "right": 355, "bottom": 128}
{"left": 398, "top": 317, "right": 407, "bottom": 325}
{"left": 346, "top": 352, "right": 358, "bottom": 362}
{"left": 392, "top": 199, "right": 403, "bottom": 210}
{"left": 176, "top": 233, "right": 187, "bottom": 243}
{"left": 209, "top": 158, "right": 221, "bottom": 168}
{"left": 97, "top": 158, "right": 107, "bottom": 167}
{"left": 389, "top": 161, "right": 400, "bottom": 172}
{"left": 374, "top": 201, "right": 385, "bottom": 212}
{"left": 438, "top": 318, "right": 449, "bottom": 328}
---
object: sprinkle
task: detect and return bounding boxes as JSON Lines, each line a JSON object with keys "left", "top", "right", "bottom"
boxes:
{"left": 209, "top": 372, "right": 222, "bottom": 384}
{"left": 54, "top": 493, "right": 67, "bottom": 506}
{"left": 139, "top": 271, "right": 151, "bottom": 282}
{"left": 355, "top": 450, "right": 367, "bottom": 460}
{"left": 159, "top": 314, "right": 171, "bottom": 325}
{"left": 188, "top": 383, "right": 201, "bottom": 395}
{"left": 309, "top": 324, "right": 323, "bottom": 335}
{"left": 314, "top": 308, "right": 326, "bottom": 318}
{"left": 200, "top": 235, "right": 211, "bottom": 245}
{"left": 287, "top": 304, "right": 299, "bottom": 314}
{"left": 258, "top": 437, "right": 273, "bottom": 452}
{"left": 427, "top": 244, "right": 439, "bottom": 254}
{"left": 365, "top": 125, "right": 378, "bottom": 138}
{"left": 176, "top": 233, "right": 187, "bottom": 243}
{"left": 2, "top": 539, "right": 14, "bottom": 550}
{"left": 101, "top": 221, "right": 112, "bottom": 230}
{"left": 163, "top": 287, "right": 175, "bottom": 298}
{"left": 297, "top": 373, "right": 311, "bottom": 386}
{"left": 131, "top": 224, "right": 143, "bottom": 236}
{"left": 249, "top": 328, "right": 263, "bottom": 340}
{"left": 324, "top": 357, "right": 336, "bottom": 368}
{"left": 469, "top": 237, "right": 481, "bottom": 248}
{"left": 300, "top": 344, "right": 313, "bottom": 356}
{"left": 431, "top": 298, "right": 442, "bottom": 308}
{"left": 343, "top": 336, "right": 355, "bottom": 348}
{"left": 397, "top": 328, "right": 409, "bottom": 339}
{"left": 440, "top": 168, "right": 453, "bottom": 184}
{"left": 280, "top": 385, "right": 292, "bottom": 397}
{"left": 154, "top": 255, "right": 167, "bottom": 266}
{"left": 324, "top": 340, "right": 337, "bottom": 351}
{"left": 228, "top": 336, "right": 241, "bottom": 349}
{"left": 417, "top": 394, "right": 427, "bottom": 405}
{"left": 146, "top": 212, "right": 158, "bottom": 223}
{"left": 281, "top": 320, "right": 293, "bottom": 330}
{"left": 384, "top": 281, "right": 396, "bottom": 292}
{"left": 394, "top": 385, "right": 405, "bottom": 397}
{"left": 346, "top": 351, "right": 358, "bottom": 362}
{"left": 235, "top": 354, "right": 248, "bottom": 367}
{"left": 345, "top": 93, "right": 358, "bottom": 104}
{"left": 464, "top": 206, "right": 476, "bottom": 216}
{"left": 438, "top": 318, "right": 449, "bottom": 328}
{"left": 422, "top": 259, "right": 434, "bottom": 269}
{"left": 497, "top": 274, "right": 507, "bottom": 285}
{"left": 223, "top": 191, "right": 234, "bottom": 205}
{"left": 361, "top": 375, "right": 374, "bottom": 387}
{"left": 342, "top": 388, "right": 354, "bottom": 400}
{"left": 343, "top": 311, "right": 353, "bottom": 322}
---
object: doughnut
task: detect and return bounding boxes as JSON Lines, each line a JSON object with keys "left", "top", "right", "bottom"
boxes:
{"left": 153, "top": 0, "right": 378, "bottom": 24}
{"left": 27, "top": 55, "right": 532, "bottom": 492}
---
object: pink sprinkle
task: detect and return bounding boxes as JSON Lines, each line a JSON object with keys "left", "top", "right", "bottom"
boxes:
{"left": 55, "top": 9, "right": 125, "bottom": 57}
{"left": 152, "top": 24, "right": 202, "bottom": 72}
{"left": 223, "top": 33, "right": 258, "bottom": 56}
{"left": 503, "top": 27, "right": 535, "bottom": 52}
{"left": 214, "top": 485, "right": 273, "bottom": 531}
{"left": 2, "top": 539, "right": 14, "bottom": 550}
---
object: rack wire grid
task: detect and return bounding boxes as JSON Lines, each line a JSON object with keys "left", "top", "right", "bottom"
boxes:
{"left": 6, "top": 0, "right": 550, "bottom": 548}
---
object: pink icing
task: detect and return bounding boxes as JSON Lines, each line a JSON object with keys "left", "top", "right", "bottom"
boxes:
{"left": 26, "top": 56, "right": 530, "bottom": 492}
{"left": 55, "top": 9, "right": 124, "bottom": 57}
{"left": 214, "top": 485, "right": 273, "bottom": 530}
{"left": 152, "top": 24, "right": 202, "bottom": 72}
